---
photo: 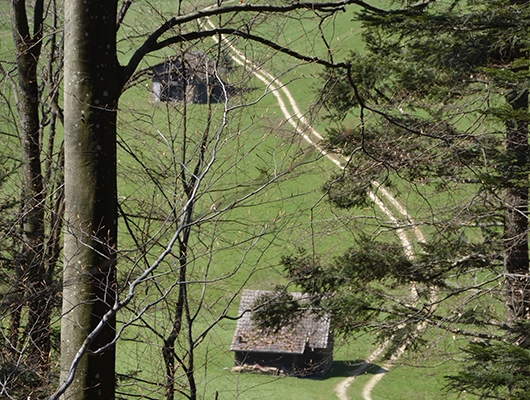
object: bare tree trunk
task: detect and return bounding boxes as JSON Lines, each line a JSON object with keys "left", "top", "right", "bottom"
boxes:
{"left": 60, "top": 0, "right": 120, "bottom": 398}
{"left": 504, "top": 90, "right": 530, "bottom": 329}
{"left": 10, "top": 0, "right": 51, "bottom": 374}
{"left": 162, "top": 244, "right": 187, "bottom": 400}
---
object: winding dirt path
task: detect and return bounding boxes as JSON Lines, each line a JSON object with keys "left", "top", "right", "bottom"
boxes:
{"left": 203, "top": 15, "right": 428, "bottom": 399}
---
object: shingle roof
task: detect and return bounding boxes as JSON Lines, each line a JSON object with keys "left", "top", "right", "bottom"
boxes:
{"left": 152, "top": 51, "right": 219, "bottom": 79}
{"left": 230, "top": 290, "right": 331, "bottom": 354}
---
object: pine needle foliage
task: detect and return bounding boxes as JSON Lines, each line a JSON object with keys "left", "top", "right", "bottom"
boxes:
{"left": 283, "top": 0, "right": 530, "bottom": 396}
{"left": 446, "top": 322, "right": 530, "bottom": 399}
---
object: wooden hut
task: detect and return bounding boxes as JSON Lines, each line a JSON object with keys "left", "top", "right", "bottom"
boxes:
{"left": 230, "top": 290, "right": 333, "bottom": 376}
{"left": 151, "top": 51, "right": 227, "bottom": 103}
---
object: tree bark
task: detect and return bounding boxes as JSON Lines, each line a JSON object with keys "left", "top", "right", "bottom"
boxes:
{"left": 10, "top": 0, "right": 51, "bottom": 373}
{"left": 60, "top": 0, "right": 120, "bottom": 398}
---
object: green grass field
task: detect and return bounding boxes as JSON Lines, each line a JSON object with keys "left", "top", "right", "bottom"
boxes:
{"left": 112, "top": 5, "right": 473, "bottom": 398}
{"left": 0, "top": 1, "right": 482, "bottom": 398}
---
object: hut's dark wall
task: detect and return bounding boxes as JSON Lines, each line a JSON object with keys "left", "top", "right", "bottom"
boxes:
{"left": 188, "top": 81, "right": 225, "bottom": 104}
{"left": 151, "top": 57, "right": 227, "bottom": 104}
{"left": 234, "top": 351, "right": 298, "bottom": 373}
{"left": 298, "top": 346, "right": 333, "bottom": 376}
{"left": 234, "top": 346, "right": 332, "bottom": 376}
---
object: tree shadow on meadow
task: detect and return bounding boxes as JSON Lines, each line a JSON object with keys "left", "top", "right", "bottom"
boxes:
{"left": 315, "top": 360, "right": 388, "bottom": 380}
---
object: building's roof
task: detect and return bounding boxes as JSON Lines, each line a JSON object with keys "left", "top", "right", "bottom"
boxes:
{"left": 152, "top": 51, "right": 220, "bottom": 79}
{"left": 230, "top": 290, "right": 331, "bottom": 355}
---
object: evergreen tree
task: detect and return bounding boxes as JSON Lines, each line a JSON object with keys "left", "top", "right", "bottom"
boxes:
{"left": 276, "top": 0, "right": 530, "bottom": 395}
{"left": 446, "top": 323, "right": 530, "bottom": 399}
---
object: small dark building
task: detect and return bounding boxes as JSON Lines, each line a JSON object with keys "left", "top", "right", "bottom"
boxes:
{"left": 151, "top": 51, "right": 227, "bottom": 104}
{"left": 230, "top": 290, "right": 333, "bottom": 377}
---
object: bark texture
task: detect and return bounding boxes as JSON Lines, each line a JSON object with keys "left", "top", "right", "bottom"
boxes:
{"left": 10, "top": 0, "right": 52, "bottom": 373}
{"left": 60, "top": 0, "right": 120, "bottom": 398}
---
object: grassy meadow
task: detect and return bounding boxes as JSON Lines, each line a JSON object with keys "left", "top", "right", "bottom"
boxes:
{"left": 0, "top": 1, "right": 482, "bottom": 399}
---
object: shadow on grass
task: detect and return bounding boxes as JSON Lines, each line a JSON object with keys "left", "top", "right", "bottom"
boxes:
{"left": 306, "top": 360, "right": 388, "bottom": 381}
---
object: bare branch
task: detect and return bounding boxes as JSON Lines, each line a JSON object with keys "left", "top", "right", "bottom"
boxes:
{"left": 121, "top": 0, "right": 359, "bottom": 86}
